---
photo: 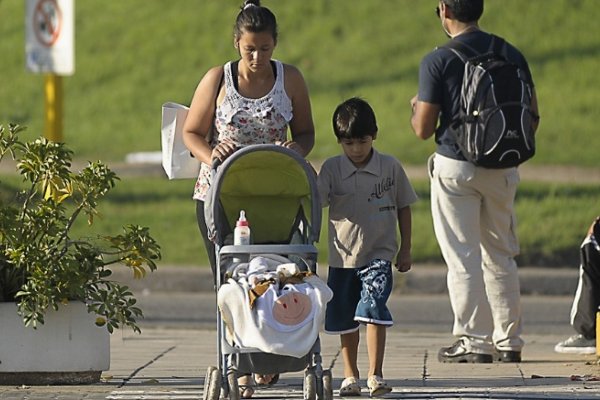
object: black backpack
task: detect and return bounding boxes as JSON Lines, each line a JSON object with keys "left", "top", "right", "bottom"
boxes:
{"left": 444, "top": 35, "right": 537, "bottom": 168}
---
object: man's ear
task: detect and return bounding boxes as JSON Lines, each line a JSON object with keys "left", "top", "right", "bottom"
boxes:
{"left": 441, "top": 2, "right": 455, "bottom": 19}
{"left": 372, "top": 132, "right": 378, "bottom": 140}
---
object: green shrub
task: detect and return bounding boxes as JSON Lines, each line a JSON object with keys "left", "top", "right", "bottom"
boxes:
{"left": 0, "top": 124, "right": 161, "bottom": 333}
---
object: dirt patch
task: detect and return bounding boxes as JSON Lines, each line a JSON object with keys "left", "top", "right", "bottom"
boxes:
{"left": 403, "top": 163, "right": 600, "bottom": 184}
{"left": 3, "top": 158, "right": 600, "bottom": 184}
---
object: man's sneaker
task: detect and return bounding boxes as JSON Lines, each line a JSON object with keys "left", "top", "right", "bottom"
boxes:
{"left": 554, "top": 334, "right": 596, "bottom": 354}
{"left": 438, "top": 339, "right": 493, "bottom": 363}
{"left": 495, "top": 349, "right": 522, "bottom": 363}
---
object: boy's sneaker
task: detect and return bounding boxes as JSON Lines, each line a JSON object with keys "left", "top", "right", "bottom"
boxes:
{"left": 554, "top": 334, "right": 596, "bottom": 354}
{"left": 438, "top": 338, "right": 493, "bottom": 363}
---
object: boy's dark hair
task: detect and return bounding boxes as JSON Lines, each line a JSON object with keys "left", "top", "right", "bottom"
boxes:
{"left": 235, "top": 0, "right": 278, "bottom": 43}
{"left": 332, "top": 97, "right": 378, "bottom": 140}
{"left": 442, "top": 0, "right": 484, "bottom": 23}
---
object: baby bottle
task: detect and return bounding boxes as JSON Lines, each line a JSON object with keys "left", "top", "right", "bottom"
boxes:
{"left": 234, "top": 210, "right": 250, "bottom": 246}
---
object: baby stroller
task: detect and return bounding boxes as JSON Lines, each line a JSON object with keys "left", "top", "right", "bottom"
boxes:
{"left": 202, "top": 144, "right": 333, "bottom": 400}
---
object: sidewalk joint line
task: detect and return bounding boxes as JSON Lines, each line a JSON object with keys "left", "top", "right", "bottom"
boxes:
{"left": 328, "top": 349, "right": 340, "bottom": 371}
{"left": 517, "top": 363, "right": 526, "bottom": 385}
{"left": 117, "top": 345, "right": 177, "bottom": 388}
{"left": 421, "top": 350, "right": 429, "bottom": 386}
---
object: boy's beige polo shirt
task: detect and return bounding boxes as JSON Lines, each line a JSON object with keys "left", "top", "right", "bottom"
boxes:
{"left": 318, "top": 149, "right": 418, "bottom": 269}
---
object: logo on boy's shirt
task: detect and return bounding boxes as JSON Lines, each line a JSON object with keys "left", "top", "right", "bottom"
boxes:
{"left": 369, "top": 177, "right": 394, "bottom": 201}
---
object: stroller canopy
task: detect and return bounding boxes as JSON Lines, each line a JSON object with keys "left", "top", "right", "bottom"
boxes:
{"left": 205, "top": 145, "right": 321, "bottom": 246}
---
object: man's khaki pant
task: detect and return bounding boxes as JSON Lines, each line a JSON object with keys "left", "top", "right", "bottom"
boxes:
{"left": 428, "top": 153, "right": 524, "bottom": 353}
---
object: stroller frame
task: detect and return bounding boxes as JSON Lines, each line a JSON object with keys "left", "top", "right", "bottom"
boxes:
{"left": 202, "top": 145, "right": 332, "bottom": 400}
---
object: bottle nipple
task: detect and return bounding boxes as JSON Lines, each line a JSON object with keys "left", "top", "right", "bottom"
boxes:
{"left": 237, "top": 210, "right": 248, "bottom": 226}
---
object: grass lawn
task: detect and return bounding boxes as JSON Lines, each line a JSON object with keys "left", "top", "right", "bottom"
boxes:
{"left": 2, "top": 0, "right": 599, "bottom": 268}
{"left": 1, "top": 0, "right": 599, "bottom": 166}
{"left": 3, "top": 173, "right": 594, "bottom": 269}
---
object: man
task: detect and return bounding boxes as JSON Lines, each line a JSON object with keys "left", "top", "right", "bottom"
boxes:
{"left": 555, "top": 217, "right": 600, "bottom": 355}
{"left": 410, "top": 0, "right": 540, "bottom": 363}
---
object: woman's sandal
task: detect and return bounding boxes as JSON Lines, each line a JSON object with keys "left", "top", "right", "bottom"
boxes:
{"left": 269, "top": 373, "right": 280, "bottom": 385}
{"left": 254, "top": 373, "right": 280, "bottom": 386}
{"left": 239, "top": 385, "right": 254, "bottom": 399}
{"left": 238, "top": 374, "right": 255, "bottom": 398}
{"left": 339, "top": 376, "right": 361, "bottom": 396}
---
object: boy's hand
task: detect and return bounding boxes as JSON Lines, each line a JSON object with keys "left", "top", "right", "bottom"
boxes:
{"left": 395, "top": 249, "right": 412, "bottom": 273}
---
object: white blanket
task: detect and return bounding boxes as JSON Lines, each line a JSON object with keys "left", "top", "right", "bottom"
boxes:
{"left": 217, "top": 274, "right": 332, "bottom": 358}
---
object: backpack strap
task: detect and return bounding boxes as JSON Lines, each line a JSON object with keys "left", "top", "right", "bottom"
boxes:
{"left": 440, "top": 39, "right": 478, "bottom": 63}
{"left": 441, "top": 34, "right": 507, "bottom": 63}
{"left": 489, "top": 34, "right": 509, "bottom": 59}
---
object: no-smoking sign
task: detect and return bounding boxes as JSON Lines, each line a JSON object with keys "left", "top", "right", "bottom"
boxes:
{"left": 34, "top": 0, "right": 62, "bottom": 47}
{"left": 26, "top": 0, "right": 74, "bottom": 75}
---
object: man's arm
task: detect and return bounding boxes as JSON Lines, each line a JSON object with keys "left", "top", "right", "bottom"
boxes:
{"left": 410, "top": 95, "right": 440, "bottom": 140}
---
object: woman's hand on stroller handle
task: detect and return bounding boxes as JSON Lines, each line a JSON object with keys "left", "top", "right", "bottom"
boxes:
{"left": 210, "top": 139, "right": 303, "bottom": 169}
{"left": 275, "top": 140, "right": 303, "bottom": 155}
{"left": 211, "top": 139, "right": 238, "bottom": 166}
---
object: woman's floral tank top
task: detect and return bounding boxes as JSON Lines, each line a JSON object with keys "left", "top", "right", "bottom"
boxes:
{"left": 193, "top": 60, "right": 293, "bottom": 201}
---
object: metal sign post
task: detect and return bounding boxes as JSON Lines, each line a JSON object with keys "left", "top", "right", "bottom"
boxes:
{"left": 44, "top": 74, "right": 63, "bottom": 141}
{"left": 26, "top": 0, "right": 74, "bottom": 142}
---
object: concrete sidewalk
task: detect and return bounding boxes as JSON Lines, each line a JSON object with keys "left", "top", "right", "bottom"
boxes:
{"left": 1, "top": 328, "right": 598, "bottom": 399}
{"left": 1, "top": 265, "right": 599, "bottom": 399}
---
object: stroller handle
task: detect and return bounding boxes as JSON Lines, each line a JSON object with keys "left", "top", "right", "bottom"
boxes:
{"left": 211, "top": 157, "right": 221, "bottom": 170}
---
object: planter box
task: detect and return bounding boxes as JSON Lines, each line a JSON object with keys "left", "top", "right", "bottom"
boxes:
{"left": 0, "top": 302, "right": 110, "bottom": 385}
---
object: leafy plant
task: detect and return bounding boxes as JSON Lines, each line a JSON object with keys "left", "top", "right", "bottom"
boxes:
{"left": 0, "top": 124, "right": 161, "bottom": 333}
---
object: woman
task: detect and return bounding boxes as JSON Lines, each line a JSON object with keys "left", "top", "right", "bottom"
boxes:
{"left": 182, "top": 0, "right": 315, "bottom": 397}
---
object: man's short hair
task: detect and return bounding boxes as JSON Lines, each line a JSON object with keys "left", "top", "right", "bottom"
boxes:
{"left": 443, "top": 0, "right": 484, "bottom": 23}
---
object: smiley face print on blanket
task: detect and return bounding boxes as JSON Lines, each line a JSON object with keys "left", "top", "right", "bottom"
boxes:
{"left": 256, "top": 283, "right": 316, "bottom": 332}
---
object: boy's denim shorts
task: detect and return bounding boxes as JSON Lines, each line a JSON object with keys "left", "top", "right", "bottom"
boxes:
{"left": 324, "top": 259, "right": 393, "bottom": 334}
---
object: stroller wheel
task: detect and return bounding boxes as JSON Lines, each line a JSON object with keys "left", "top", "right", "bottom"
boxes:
{"left": 320, "top": 369, "right": 333, "bottom": 400}
{"left": 203, "top": 366, "right": 221, "bottom": 400}
{"left": 303, "top": 370, "right": 317, "bottom": 400}
{"left": 202, "top": 366, "right": 215, "bottom": 400}
{"left": 227, "top": 370, "right": 240, "bottom": 400}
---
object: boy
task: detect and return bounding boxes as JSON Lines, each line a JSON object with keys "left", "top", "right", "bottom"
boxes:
{"left": 318, "top": 97, "right": 418, "bottom": 397}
